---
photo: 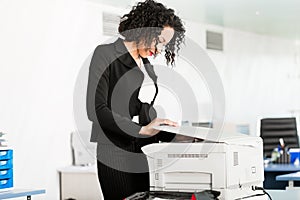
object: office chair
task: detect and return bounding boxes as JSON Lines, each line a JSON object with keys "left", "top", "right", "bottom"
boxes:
{"left": 260, "top": 117, "right": 299, "bottom": 158}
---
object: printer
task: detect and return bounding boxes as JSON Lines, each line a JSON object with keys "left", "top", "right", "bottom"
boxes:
{"left": 141, "top": 126, "right": 266, "bottom": 200}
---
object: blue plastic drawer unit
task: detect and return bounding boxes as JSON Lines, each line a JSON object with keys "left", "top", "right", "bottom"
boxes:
{"left": 0, "top": 168, "right": 13, "bottom": 179}
{"left": 0, "top": 150, "right": 13, "bottom": 160}
{"left": 0, "top": 149, "right": 13, "bottom": 190}
{"left": 0, "top": 159, "right": 13, "bottom": 170}
{"left": 0, "top": 178, "right": 13, "bottom": 189}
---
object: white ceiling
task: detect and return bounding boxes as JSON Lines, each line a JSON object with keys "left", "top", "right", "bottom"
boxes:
{"left": 92, "top": 0, "right": 300, "bottom": 41}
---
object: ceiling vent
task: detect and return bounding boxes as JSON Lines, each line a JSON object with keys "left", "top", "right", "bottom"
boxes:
{"left": 102, "top": 12, "right": 120, "bottom": 36}
{"left": 206, "top": 31, "right": 223, "bottom": 51}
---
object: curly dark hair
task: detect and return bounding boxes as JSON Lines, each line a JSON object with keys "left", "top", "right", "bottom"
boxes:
{"left": 118, "top": 0, "right": 185, "bottom": 65}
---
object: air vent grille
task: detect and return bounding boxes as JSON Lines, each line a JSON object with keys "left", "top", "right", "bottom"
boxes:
{"left": 168, "top": 154, "right": 208, "bottom": 158}
{"left": 102, "top": 12, "right": 120, "bottom": 36}
{"left": 206, "top": 31, "right": 223, "bottom": 51}
{"left": 157, "top": 159, "right": 163, "bottom": 168}
{"left": 233, "top": 152, "right": 239, "bottom": 166}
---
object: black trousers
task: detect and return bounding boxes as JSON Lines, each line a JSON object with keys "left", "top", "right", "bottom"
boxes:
{"left": 96, "top": 141, "right": 151, "bottom": 200}
{"left": 97, "top": 160, "right": 149, "bottom": 200}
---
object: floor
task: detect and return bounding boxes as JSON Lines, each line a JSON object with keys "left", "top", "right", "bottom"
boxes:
{"left": 267, "top": 189, "right": 300, "bottom": 200}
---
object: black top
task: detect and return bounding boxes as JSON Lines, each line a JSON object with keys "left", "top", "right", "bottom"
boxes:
{"left": 86, "top": 38, "right": 174, "bottom": 152}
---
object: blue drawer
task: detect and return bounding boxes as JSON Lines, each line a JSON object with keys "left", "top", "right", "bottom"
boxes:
{"left": 0, "top": 150, "right": 13, "bottom": 160}
{"left": 0, "top": 168, "right": 13, "bottom": 179}
{"left": 0, "top": 159, "right": 12, "bottom": 170}
{"left": 0, "top": 178, "right": 13, "bottom": 189}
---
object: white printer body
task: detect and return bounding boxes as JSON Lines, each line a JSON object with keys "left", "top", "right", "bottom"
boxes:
{"left": 142, "top": 129, "right": 266, "bottom": 200}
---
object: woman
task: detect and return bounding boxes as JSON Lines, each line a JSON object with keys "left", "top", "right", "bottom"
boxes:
{"left": 86, "top": 0, "right": 185, "bottom": 199}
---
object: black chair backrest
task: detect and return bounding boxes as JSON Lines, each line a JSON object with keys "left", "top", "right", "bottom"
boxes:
{"left": 260, "top": 117, "right": 299, "bottom": 158}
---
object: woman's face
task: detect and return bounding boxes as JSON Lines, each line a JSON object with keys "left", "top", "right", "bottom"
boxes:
{"left": 138, "top": 26, "right": 175, "bottom": 58}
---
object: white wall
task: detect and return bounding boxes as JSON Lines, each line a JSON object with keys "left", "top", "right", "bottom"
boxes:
{"left": 151, "top": 20, "right": 300, "bottom": 135}
{"left": 1, "top": 0, "right": 300, "bottom": 199}
{"left": 0, "top": 0, "right": 125, "bottom": 199}
{"left": 185, "top": 21, "right": 300, "bottom": 134}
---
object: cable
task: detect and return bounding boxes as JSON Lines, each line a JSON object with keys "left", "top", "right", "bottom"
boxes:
{"left": 252, "top": 186, "right": 273, "bottom": 200}
{"left": 234, "top": 186, "right": 273, "bottom": 200}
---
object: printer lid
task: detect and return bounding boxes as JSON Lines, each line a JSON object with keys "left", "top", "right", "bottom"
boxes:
{"left": 153, "top": 125, "right": 261, "bottom": 146}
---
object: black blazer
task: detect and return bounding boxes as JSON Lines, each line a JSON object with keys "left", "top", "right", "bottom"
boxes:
{"left": 86, "top": 38, "right": 174, "bottom": 152}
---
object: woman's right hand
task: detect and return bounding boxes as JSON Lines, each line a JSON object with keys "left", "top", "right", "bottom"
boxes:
{"left": 139, "top": 118, "right": 178, "bottom": 136}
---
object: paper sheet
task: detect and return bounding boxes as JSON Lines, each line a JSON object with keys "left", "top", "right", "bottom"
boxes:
{"left": 153, "top": 125, "right": 210, "bottom": 139}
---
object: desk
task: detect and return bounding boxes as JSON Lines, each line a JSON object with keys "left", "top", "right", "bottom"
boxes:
{"left": 276, "top": 172, "right": 300, "bottom": 189}
{"left": 264, "top": 164, "right": 300, "bottom": 189}
{"left": 0, "top": 189, "right": 45, "bottom": 199}
{"left": 264, "top": 164, "right": 300, "bottom": 172}
{"left": 57, "top": 165, "right": 102, "bottom": 200}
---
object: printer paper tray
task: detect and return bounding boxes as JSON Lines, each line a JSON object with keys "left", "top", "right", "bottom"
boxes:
{"left": 163, "top": 172, "right": 212, "bottom": 191}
